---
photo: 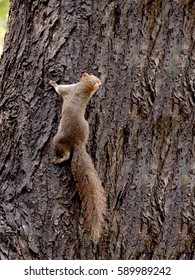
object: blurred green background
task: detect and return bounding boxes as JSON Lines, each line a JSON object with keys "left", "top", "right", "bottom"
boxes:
{"left": 0, "top": 0, "right": 10, "bottom": 54}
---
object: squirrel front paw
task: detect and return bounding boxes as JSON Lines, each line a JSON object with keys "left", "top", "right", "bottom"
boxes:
{"left": 49, "top": 80, "right": 55, "bottom": 85}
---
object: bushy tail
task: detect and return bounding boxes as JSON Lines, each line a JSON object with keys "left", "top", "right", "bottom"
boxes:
{"left": 71, "top": 145, "right": 107, "bottom": 242}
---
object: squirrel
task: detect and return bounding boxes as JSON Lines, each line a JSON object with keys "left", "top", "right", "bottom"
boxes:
{"left": 49, "top": 73, "right": 107, "bottom": 242}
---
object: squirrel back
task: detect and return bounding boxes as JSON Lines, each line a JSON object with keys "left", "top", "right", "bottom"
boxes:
{"left": 50, "top": 73, "right": 107, "bottom": 242}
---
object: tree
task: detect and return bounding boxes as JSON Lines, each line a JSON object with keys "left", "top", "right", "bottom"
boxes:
{"left": 0, "top": 0, "right": 195, "bottom": 260}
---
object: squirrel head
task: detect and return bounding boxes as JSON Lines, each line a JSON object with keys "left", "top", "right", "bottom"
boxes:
{"left": 81, "top": 73, "right": 101, "bottom": 94}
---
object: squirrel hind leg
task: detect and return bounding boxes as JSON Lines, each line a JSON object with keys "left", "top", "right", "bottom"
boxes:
{"left": 52, "top": 151, "right": 70, "bottom": 165}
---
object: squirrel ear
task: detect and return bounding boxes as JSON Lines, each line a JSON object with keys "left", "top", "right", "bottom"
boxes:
{"left": 82, "top": 73, "right": 89, "bottom": 80}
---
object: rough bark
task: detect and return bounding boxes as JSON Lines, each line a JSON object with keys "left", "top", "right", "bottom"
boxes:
{"left": 0, "top": 0, "right": 195, "bottom": 259}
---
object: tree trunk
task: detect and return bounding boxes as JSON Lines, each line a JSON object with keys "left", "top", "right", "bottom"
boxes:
{"left": 0, "top": 0, "right": 195, "bottom": 260}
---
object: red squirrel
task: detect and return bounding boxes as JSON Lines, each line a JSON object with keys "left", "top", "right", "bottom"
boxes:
{"left": 49, "top": 73, "right": 107, "bottom": 241}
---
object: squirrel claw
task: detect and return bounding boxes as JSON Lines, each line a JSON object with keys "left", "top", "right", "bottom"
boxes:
{"left": 52, "top": 157, "right": 59, "bottom": 165}
{"left": 49, "top": 80, "right": 59, "bottom": 89}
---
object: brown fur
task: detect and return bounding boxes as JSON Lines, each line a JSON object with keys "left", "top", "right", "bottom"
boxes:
{"left": 49, "top": 73, "right": 107, "bottom": 241}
